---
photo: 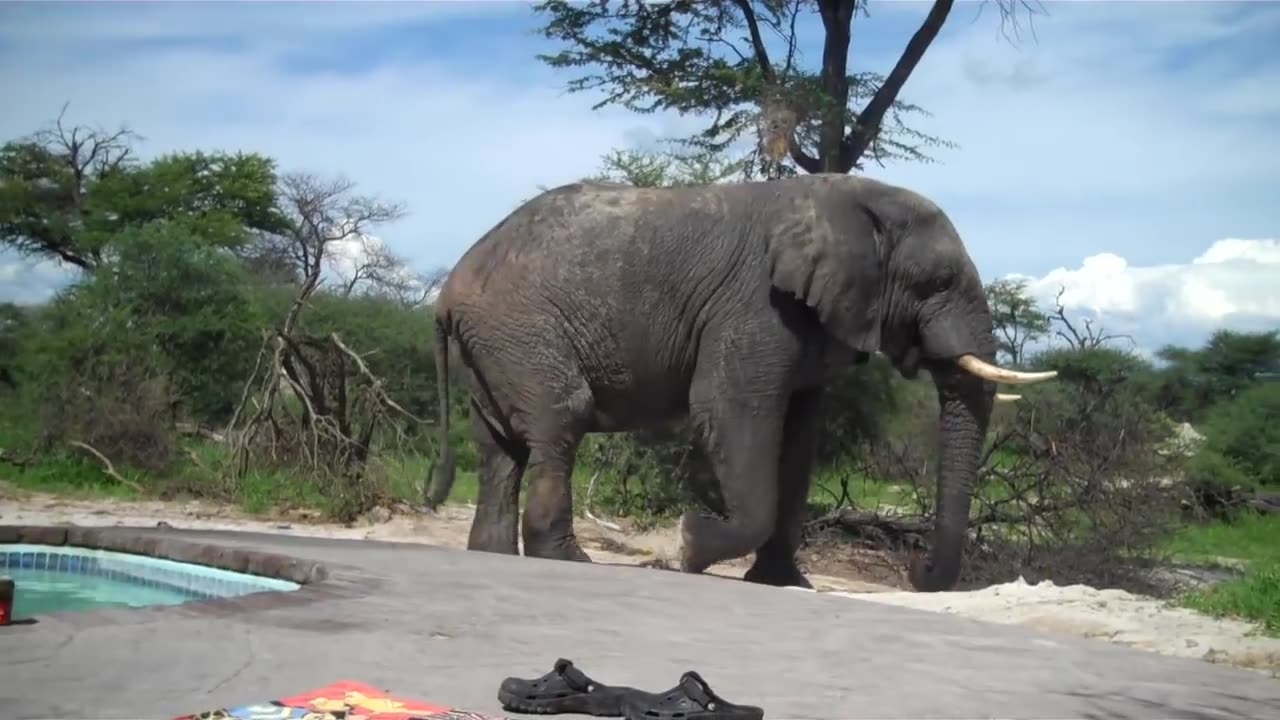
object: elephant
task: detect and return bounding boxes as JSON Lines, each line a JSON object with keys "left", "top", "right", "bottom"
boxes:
{"left": 423, "top": 173, "right": 1056, "bottom": 592}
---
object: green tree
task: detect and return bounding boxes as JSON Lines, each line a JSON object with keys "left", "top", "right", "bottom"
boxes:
{"left": 1153, "top": 329, "right": 1280, "bottom": 422}
{"left": 1206, "top": 382, "right": 1280, "bottom": 489}
{"left": 0, "top": 302, "right": 33, "bottom": 391}
{"left": 31, "top": 223, "right": 265, "bottom": 424}
{"left": 0, "top": 106, "right": 289, "bottom": 271}
{"left": 535, "top": 0, "right": 1040, "bottom": 177}
{"left": 986, "top": 277, "right": 1050, "bottom": 366}
{"left": 589, "top": 147, "right": 746, "bottom": 186}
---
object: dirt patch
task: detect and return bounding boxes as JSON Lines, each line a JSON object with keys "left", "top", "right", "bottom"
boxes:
{"left": 1, "top": 488, "right": 1276, "bottom": 676}
{"left": 831, "top": 578, "right": 1280, "bottom": 676}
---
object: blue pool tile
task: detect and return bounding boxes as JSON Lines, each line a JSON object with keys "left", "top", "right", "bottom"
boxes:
{"left": 2, "top": 544, "right": 300, "bottom": 605}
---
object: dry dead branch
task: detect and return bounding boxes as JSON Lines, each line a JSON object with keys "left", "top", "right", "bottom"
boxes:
{"left": 584, "top": 469, "right": 624, "bottom": 533}
{"left": 175, "top": 423, "right": 226, "bottom": 443}
{"left": 68, "top": 440, "right": 145, "bottom": 493}
{"left": 1051, "top": 286, "right": 1135, "bottom": 351}
{"left": 223, "top": 173, "right": 419, "bottom": 521}
{"left": 0, "top": 448, "right": 30, "bottom": 468}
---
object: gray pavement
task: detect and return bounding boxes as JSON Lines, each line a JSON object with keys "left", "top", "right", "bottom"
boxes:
{"left": 2, "top": 527, "right": 1278, "bottom": 719}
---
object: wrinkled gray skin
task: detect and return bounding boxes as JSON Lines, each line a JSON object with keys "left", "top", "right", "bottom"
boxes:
{"left": 427, "top": 174, "right": 1035, "bottom": 592}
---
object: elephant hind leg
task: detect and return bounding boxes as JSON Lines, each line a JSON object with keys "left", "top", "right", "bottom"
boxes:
{"left": 521, "top": 433, "right": 592, "bottom": 562}
{"left": 467, "top": 400, "right": 528, "bottom": 555}
{"left": 679, "top": 383, "right": 786, "bottom": 574}
{"left": 743, "top": 387, "right": 821, "bottom": 588}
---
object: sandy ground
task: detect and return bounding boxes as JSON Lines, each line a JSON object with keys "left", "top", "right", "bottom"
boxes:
{"left": 2, "top": 488, "right": 1277, "bottom": 677}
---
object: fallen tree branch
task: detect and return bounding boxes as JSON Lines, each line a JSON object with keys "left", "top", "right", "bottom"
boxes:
{"left": 68, "top": 440, "right": 145, "bottom": 493}
{"left": 805, "top": 507, "right": 930, "bottom": 551}
{"left": 175, "top": 422, "right": 226, "bottom": 443}
{"left": 584, "top": 468, "right": 624, "bottom": 532}
{"left": 0, "top": 448, "right": 30, "bottom": 468}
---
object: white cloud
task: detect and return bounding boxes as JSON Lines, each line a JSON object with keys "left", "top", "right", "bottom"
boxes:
{"left": 857, "top": 1, "right": 1280, "bottom": 278}
{"left": 0, "top": 255, "right": 81, "bottom": 305}
{"left": 870, "top": 1, "right": 1280, "bottom": 197}
{"left": 0, "top": 3, "right": 667, "bottom": 281}
{"left": 1009, "top": 238, "right": 1280, "bottom": 351}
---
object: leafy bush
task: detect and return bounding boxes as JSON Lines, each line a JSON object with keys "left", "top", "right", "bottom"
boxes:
{"left": 25, "top": 223, "right": 265, "bottom": 425}
{"left": 37, "top": 362, "right": 178, "bottom": 475}
{"left": 1195, "top": 382, "right": 1280, "bottom": 490}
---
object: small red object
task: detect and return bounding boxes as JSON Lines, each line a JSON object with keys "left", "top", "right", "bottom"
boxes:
{"left": 0, "top": 577, "right": 13, "bottom": 625}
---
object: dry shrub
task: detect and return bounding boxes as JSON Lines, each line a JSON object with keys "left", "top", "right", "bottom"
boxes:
{"left": 227, "top": 331, "right": 419, "bottom": 522}
{"left": 840, "top": 352, "right": 1187, "bottom": 593}
{"left": 38, "top": 362, "right": 177, "bottom": 474}
{"left": 960, "top": 380, "right": 1185, "bottom": 591}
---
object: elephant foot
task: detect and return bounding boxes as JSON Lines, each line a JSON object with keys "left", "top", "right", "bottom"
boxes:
{"left": 676, "top": 512, "right": 714, "bottom": 575}
{"left": 743, "top": 558, "right": 813, "bottom": 589}
{"left": 524, "top": 537, "right": 593, "bottom": 563}
{"left": 677, "top": 510, "right": 772, "bottom": 575}
{"left": 467, "top": 528, "right": 519, "bottom": 555}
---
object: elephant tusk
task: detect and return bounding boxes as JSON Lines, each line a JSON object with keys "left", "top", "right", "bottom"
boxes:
{"left": 995, "top": 393, "right": 1021, "bottom": 402}
{"left": 956, "top": 354, "right": 1058, "bottom": 384}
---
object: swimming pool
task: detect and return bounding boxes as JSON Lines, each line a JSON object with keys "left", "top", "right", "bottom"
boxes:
{"left": 1, "top": 543, "right": 300, "bottom": 619}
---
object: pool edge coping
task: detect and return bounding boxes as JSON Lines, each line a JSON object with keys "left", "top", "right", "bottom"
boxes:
{"left": 0, "top": 524, "right": 373, "bottom": 628}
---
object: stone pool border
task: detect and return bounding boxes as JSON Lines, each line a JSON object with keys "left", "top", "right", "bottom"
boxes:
{"left": 0, "top": 524, "right": 370, "bottom": 628}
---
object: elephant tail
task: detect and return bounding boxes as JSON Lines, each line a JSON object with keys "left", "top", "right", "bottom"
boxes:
{"left": 424, "top": 314, "right": 456, "bottom": 510}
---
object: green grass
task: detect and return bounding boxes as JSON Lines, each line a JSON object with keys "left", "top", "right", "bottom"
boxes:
{"left": 810, "top": 470, "right": 905, "bottom": 512}
{"left": 1179, "top": 563, "right": 1280, "bottom": 636}
{"left": 3, "top": 453, "right": 143, "bottom": 500}
{"left": 1167, "top": 513, "right": 1280, "bottom": 636}
{"left": 1164, "top": 513, "right": 1280, "bottom": 567}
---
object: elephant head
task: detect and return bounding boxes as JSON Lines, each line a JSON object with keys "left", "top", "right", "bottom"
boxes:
{"left": 768, "top": 180, "right": 1056, "bottom": 592}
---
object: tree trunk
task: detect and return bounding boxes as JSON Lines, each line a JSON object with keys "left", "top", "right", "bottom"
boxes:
{"left": 816, "top": 0, "right": 855, "bottom": 173}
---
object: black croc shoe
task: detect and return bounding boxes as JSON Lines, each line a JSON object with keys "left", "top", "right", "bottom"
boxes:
{"left": 498, "top": 658, "right": 629, "bottom": 716}
{"left": 621, "top": 671, "right": 764, "bottom": 720}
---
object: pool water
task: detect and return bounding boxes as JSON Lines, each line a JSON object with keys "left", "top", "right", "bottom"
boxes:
{"left": 8, "top": 567, "right": 197, "bottom": 616}
{"left": 1, "top": 543, "right": 301, "bottom": 620}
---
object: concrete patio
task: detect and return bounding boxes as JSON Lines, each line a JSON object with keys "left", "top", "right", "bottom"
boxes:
{"left": 2, "top": 526, "right": 1277, "bottom": 719}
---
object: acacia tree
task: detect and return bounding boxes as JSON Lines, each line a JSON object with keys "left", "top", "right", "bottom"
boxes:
{"left": 589, "top": 147, "right": 746, "bottom": 186}
{"left": 986, "top": 277, "right": 1050, "bottom": 366}
{"left": 0, "top": 105, "right": 289, "bottom": 271}
{"left": 535, "top": 0, "right": 1042, "bottom": 178}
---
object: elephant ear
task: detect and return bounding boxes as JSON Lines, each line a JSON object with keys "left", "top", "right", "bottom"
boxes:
{"left": 767, "top": 203, "right": 886, "bottom": 354}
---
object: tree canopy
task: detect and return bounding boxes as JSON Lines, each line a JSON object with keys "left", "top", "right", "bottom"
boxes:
{"left": 1153, "top": 329, "right": 1280, "bottom": 422}
{"left": 0, "top": 106, "right": 289, "bottom": 271}
{"left": 986, "top": 277, "right": 1051, "bottom": 366}
{"left": 535, "top": 0, "right": 1040, "bottom": 177}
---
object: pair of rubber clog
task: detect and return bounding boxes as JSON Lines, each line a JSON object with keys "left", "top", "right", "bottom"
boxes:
{"left": 498, "top": 658, "right": 763, "bottom": 720}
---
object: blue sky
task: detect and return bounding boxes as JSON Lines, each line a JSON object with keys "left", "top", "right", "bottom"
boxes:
{"left": 1, "top": 0, "right": 1277, "bottom": 353}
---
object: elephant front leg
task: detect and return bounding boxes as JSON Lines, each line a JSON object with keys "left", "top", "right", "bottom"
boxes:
{"left": 679, "top": 391, "right": 785, "bottom": 575}
{"left": 466, "top": 404, "right": 525, "bottom": 555}
{"left": 743, "top": 387, "right": 821, "bottom": 588}
{"left": 521, "top": 438, "right": 592, "bottom": 563}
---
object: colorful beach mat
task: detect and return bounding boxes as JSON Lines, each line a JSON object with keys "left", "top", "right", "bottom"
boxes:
{"left": 174, "top": 679, "right": 508, "bottom": 720}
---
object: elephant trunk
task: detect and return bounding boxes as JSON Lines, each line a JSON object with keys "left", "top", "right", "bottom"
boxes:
{"left": 424, "top": 315, "right": 455, "bottom": 510}
{"left": 908, "top": 366, "right": 991, "bottom": 592}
